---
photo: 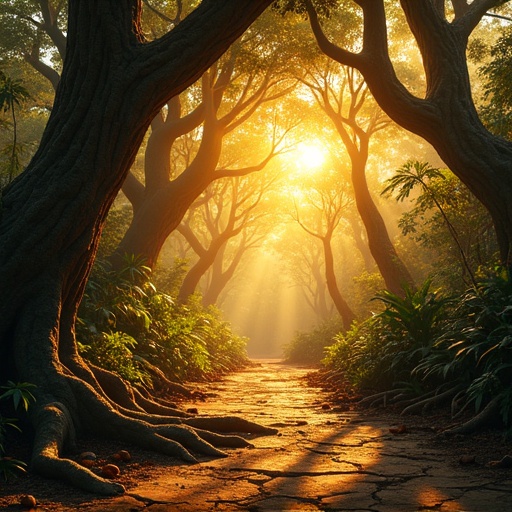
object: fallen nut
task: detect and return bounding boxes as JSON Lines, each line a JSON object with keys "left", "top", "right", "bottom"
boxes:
{"left": 20, "top": 494, "right": 37, "bottom": 508}
{"left": 389, "top": 425, "right": 407, "bottom": 435}
{"left": 101, "top": 464, "right": 120, "bottom": 479}
{"left": 79, "top": 451, "right": 96, "bottom": 461}
{"left": 118, "top": 450, "right": 131, "bottom": 462}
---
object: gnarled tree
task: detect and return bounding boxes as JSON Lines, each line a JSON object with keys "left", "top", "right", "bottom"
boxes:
{"left": 112, "top": 34, "right": 292, "bottom": 269}
{"left": 0, "top": 0, "right": 275, "bottom": 495}
{"left": 306, "top": 0, "right": 512, "bottom": 265}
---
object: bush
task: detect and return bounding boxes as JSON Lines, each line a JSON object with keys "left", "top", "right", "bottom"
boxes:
{"left": 283, "top": 317, "right": 344, "bottom": 365}
{"left": 415, "top": 268, "right": 512, "bottom": 425}
{"left": 323, "top": 280, "right": 452, "bottom": 392}
{"left": 324, "top": 318, "right": 394, "bottom": 390}
{"left": 0, "top": 381, "right": 36, "bottom": 480}
{"left": 77, "top": 256, "right": 249, "bottom": 385}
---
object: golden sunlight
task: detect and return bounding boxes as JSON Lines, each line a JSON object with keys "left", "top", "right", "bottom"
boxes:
{"left": 293, "top": 140, "right": 328, "bottom": 173}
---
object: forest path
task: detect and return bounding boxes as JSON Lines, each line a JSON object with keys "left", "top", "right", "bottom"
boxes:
{"left": 4, "top": 360, "right": 511, "bottom": 511}
{"left": 123, "top": 359, "right": 510, "bottom": 511}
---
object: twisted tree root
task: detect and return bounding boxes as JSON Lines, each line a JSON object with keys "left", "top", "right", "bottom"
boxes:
{"left": 400, "top": 385, "right": 464, "bottom": 416}
{"left": 443, "top": 397, "right": 501, "bottom": 435}
{"left": 31, "top": 401, "right": 125, "bottom": 495}
{"left": 28, "top": 373, "right": 278, "bottom": 495}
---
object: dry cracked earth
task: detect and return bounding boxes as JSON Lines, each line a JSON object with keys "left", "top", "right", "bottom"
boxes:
{"left": 1, "top": 360, "right": 512, "bottom": 511}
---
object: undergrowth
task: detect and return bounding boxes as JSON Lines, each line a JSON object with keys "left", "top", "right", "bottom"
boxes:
{"left": 77, "top": 255, "right": 249, "bottom": 386}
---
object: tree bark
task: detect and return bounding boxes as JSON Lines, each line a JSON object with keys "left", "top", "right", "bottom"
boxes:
{"left": 0, "top": 0, "right": 274, "bottom": 493}
{"left": 350, "top": 147, "right": 414, "bottom": 296}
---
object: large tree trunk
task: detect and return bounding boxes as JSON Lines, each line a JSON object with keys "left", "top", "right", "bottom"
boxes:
{"left": 114, "top": 166, "right": 219, "bottom": 268}
{"left": 0, "top": 0, "right": 274, "bottom": 494}
{"left": 350, "top": 148, "right": 414, "bottom": 296}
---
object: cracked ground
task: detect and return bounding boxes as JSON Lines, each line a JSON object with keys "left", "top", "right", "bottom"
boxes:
{"left": 1, "top": 360, "right": 511, "bottom": 511}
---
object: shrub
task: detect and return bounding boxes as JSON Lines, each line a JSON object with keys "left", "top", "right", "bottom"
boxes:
{"left": 415, "top": 268, "right": 512, "bottom": 425}
{"left": 78, "top": 256, "right": 248, "bottom": 385}
{"left": 283, "top": 317, "right": 344, "bottom": 365}
{"left": 323, "top": 280, "right": 452, "bottom": 392}
{"left": 0, "top": 381, "right": 36, "bottom": 480}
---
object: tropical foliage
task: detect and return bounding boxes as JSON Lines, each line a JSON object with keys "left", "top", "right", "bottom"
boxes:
{"left": 478, "top": 26, "right": 512, "bottom": 139}
{"left": 77, "top": 255, "right": 249, "bottom": 385}
{"left": 0, "top": 381, "right": 36, "bottom": 480}
{"left": 323, "top": 269, "right": 512, "bottom": 429}
{"left": 283, "top": 316, "right": 344, "bottom": 364}
{"left": 324, "top": 280, "right": 451, "bottom": 390}
{"left": 0, "top": 71, "right": 31, "bottom": 186}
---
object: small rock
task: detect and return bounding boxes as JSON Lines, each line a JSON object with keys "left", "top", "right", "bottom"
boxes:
{"left": 459, "top": 455, "right": 476, "bottom": 465}
{"left": 20, "top": 495, "right": 37, "bottom": 508}
{"left": 321, "top": 403, "right": 331, "bottom": 410}
{"left": 80, "top": 459, "right": 95, "bottom": 468}
{"left": 187, "top": 407, "right": 198, "bottom": 414}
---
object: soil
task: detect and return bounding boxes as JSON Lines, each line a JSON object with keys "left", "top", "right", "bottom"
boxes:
{"left": 0, "top": 360, "right": 511, "bottom": 511}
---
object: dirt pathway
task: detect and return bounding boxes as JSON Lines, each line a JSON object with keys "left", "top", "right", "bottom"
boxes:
{"left": 3, "top": 360, "right": 512, "bottom": 511}
{"left": 110, "top": 360, "right": 512, "bottom": 511}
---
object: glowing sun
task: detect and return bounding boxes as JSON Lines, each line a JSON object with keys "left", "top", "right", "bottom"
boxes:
{"left": 295, "top": 141, "right": 328, "bottom": 172}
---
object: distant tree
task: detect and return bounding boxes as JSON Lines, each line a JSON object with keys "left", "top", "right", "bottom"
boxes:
{"left": 0, "top": 0, "right": 66, "bottom": 90}
{"left": 291, "top": 170, "right": 356, "bottom": 329}
{"left": 299, "top": 61, "right": 414, "bottom": 295}
{"left": 0, "top": 71, "right": 31, "bottom": 184}
{"left": 177, "top": 173, "right": 274, "bottom": 304}
{"left": 279, "top": 235, "right": 335, "bottom": 320}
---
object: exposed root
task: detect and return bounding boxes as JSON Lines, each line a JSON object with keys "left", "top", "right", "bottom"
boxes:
{"left": 137, "top": 359, "right": 196, "bottom": 398}
{"left": 358, "top": 390, "right": 402, "bottom": 408}
{"left": 400, "top": 385, "right": 463, "bottom": 416}
{"left": 183, "top": 416, "right": 279, "bottom": 435}
{"left": 30, "top": 401, "right": 125, "bottom": 496}
{"left": 390, "top": 389, "right": 437, "bottom": 408}
{"left": 90, "top": 364, "right": 187, "bottom": 416}
{"left": 443, "top": 397, "right": 501, "bottom": 435}
{"left": 193, "top": 428, "right": 254, "bottom": 448}
{"left": 90, "top": 364, "right": 145, "bottom": 412}
{"left": 21, "top": 347, "right": 276, "bottom": 495}
{"left": 154, "top": 425, "right": 228, "bottom": 457}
